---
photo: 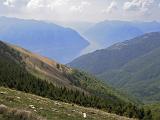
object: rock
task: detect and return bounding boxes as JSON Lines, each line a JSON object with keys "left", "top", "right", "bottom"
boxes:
{"left": 54, "top": 102, "right": 61, "bottom": 106}
{"left": 83, "top": 113, "right": 87, "bottom": 118}
{"left": 0, "top": 92, "right": 6, "bottom": 94}
{"left": 72, "top": 110, "right": 76, "bottom": 112}
{"left": 52, "top": 108, "right": 58, "bottom": 112}
{"left": 34, "top": 110, "right": 37, "bottom": 112}
{"left": 17, "top": 97, "right": 20, "bottom": 99}
{"left": 29, "top": 105, "right": 35, "bottom": 109}
{"left": 0, "top": 104, "right": 8, "bottom": 114}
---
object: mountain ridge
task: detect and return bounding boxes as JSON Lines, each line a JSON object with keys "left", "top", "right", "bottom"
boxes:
{"left": 83, "top": 20, "right": 160, "bottom": 49}
{"left": 69, "top": 32, "right": 160, "bottom": 103}
{"left": 0, "top": 16, "right": 89, "bottom": 63}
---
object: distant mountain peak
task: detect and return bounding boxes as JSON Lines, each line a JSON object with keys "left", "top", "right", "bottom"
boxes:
{"left": 83, "top": 20, "right": 160, "bottom": 50}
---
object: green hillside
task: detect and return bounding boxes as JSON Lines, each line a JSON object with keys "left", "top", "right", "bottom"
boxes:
{"left": 0, "top": 40, "right": 149, "bottom": 119}
{"left": 69, "top": 32, "right": 160, "bottom": 103}
{"left": 144, "top": 103, "right": 160, "bottom": 120}
{"left": 99, "top": 47, "right": 160, "bottom": 103}
{"left": 69, "top": 32, "right": 160, "bottom": 74}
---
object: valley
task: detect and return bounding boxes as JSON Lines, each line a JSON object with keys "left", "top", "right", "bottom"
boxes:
{"left": 1, "top": 1, "right": 160, "bottom": 120}
{"left": 69, "top": 32, "right": 160, "bottom": 103}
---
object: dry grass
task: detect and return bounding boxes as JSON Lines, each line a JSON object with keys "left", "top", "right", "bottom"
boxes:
{"left": 0, "top": 104, "right": 45, "bottom": 120}
{"left": 0, "top": 104, "right": 8, "bottom": 114}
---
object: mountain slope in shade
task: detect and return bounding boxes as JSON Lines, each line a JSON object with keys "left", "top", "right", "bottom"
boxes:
{"left": 0, "top": 16, "right": 89, "bottom": 63}
{"left": 69, "top": 32, "right": 160, "bottom": 103}
{"left": 99, "top": 46, "right": 160, "bottom": 103}
{"left": 69, "top": 32, "right": 160, "bottom": 74}
{"left": 83, "top": 20, "right": 160, "bottom": 49}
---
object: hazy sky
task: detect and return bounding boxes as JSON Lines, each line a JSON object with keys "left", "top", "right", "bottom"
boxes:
{"left": 0, "top": 0, "right": 160, "bottom": 22}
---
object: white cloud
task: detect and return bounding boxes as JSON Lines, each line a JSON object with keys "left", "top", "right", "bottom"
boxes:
{"left": 70, "top": 1, "right": 90, "bottom": 13}
{"left": 27, "top": 0, "right": 44, "bottom": 9}
{"left": 81, "top": 1, "right": 90, "bottom": 6}
{"left": 2, "top": 0, "right": 29, "bottom": 7}
{"left": 3, "top": 0, "right": 17, "bottom": 7}
{"left": 123, "top": 0, "right": 155, "bottom": 12}
{"left": 0, "top": 0, "right": 160, "bottom": 22}
{"left": 54, "top": 0, "right": 68, "bottom": 6}
{"left": 70, "top": 6, "right": 82, "bottom": 12}
{"left": 104, "top": 1, "right": 118, "bottom": 13}
{"left": 27, "top": 0, "right": 70, "bottom": 10}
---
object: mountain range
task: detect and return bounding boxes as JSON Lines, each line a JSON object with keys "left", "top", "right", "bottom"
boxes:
{"left": 1, "top": 17, "right": 160, "bottom": 119}
{"left": 69, "top": 32, "right": 160, "bottom": 103}
{"left": 1, "top": 17, "right": 160, "bottom": 64}
{"left": 83, "top": 20, "right": 160, "bottom": 49}
{"left": 0, "top": 17, "right": 89, "bottom": 63}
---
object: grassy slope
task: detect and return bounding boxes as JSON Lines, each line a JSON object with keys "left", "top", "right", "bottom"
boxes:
{"left": 99, "top": 46, "right": 160, "bottom": 103}
{"left": 144, "top": 103, "right": 160, "bottom": 120}
{"left": 0, "top": 87, "right": 135, "bottom": 120}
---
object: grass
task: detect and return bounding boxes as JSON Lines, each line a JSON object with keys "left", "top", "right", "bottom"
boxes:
{"left": 0, "top": 104, "right": 43, "bottom": 120}
{"left": 0, "top": 87, "right": 136, "bottom": 120}
{"left": 144, "top": 103, "right": 160, "bottom": 120}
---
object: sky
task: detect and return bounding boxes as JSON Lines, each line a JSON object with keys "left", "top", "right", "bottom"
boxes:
{"left": 0, "top": 0, "right": 160, "bottom": 22}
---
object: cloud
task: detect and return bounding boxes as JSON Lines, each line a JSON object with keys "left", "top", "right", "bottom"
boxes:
{"left": 123, "top": 0, "right": 155, "bottom": 12}
{"left": 103, "top": 1, "right": 118, "bottom": 13}
{"left": 0, "top": 0, "right": 160, "bottom": 22}
{"left": 54, "top": 0, "right": 68, "bottom": 6}
{"left": 107, "top": 1, "right": 118, "bottom": 13}
{"left": 3, "top": 0, "right": 16, "bottom": 7}
{"left": 2, "top": 0, "right": 29, "bottom": 7}
{"left": 26, "top": 0, "right": 70, "bottom": 10}
{"left": 70, "top": 1, "right": 90, "bottom": 13}
{"left": 27, "top": 0, "right": 45, "bottom": 9}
